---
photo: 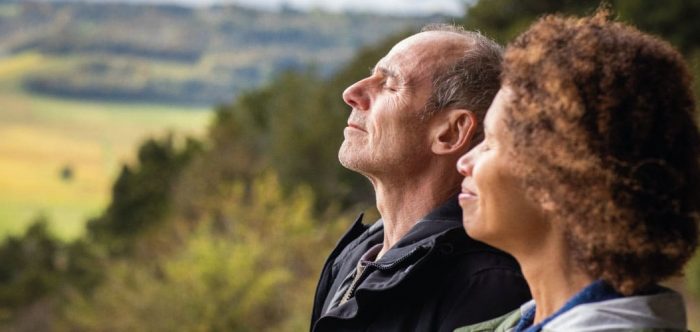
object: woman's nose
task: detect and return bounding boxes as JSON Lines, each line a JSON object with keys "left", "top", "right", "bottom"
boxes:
{"left": 342, "top": 79, "right": 370, "bottom": 111}
{"left": 457, "top": 149, "right": 475, "bottom": 177}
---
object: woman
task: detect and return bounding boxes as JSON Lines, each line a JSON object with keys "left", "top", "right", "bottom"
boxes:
{"left": 455, "top": 11, "right": 700, "bottom": 332}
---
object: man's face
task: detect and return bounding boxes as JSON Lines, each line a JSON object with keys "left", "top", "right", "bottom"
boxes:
{"left": 338, "top": 32, "right": 449, "bottom": 177}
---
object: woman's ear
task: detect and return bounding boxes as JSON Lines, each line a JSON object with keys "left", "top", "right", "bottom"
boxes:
{"left": 431, "top": 109, "right": 477, "bottom": 155}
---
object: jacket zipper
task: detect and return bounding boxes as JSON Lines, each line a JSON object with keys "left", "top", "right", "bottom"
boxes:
{"left": 341, "top": 246, "right": 427, "bottom": 302}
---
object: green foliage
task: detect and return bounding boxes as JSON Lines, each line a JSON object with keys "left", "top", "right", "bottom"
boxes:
{"left": 0, "top": 216, "right": 103, "bottom": 324}
{"left": 211, "top": 70, "right": 344, "bottom": 204}
{"left": 690, "top": 50, "right": 700, "bottom": 103}
{"left": 0, "top": 217, "right": 61, "bottom": 319}
{"left": 461, "top": 0, "right": 600, "bottom": 43}
{"left": 687, "top": 251, "right": 700, "bottom": 295}
{"left": 201, "top": 32, "right": 411, "bottom": 211}
{"left": 614, "top": 0, "right": 700, "bottom": 54}
{"left": 58, "top": 173, "right": 346, "bottom": 331}
{"left": 87, "top": 135, "right": 203, "bottom": 254}
{"left": 202, "top": 71, "right": 363, "bottom": 210}
{"left": 462, "top": 0, "right": 700, "bottom": 55}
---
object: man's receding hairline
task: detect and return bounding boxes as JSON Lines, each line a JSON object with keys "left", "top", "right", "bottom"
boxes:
{"left": 418, "top": 29, "right": 476, "bottom": 49}
{"left": 415, "top": 27, "right": 486, "bottom": 74}
{"left": 420, "top": 23, "right": 483, "bottom": 42}
{"left": 388, "top": 31, "right": 475, "bottom": 92}
{"left": 412, "top": 32, "right": 475, "bottom": 75}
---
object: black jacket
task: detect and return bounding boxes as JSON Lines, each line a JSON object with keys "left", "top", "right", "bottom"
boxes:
{"left": 310, "top": 198, "right": 531, "bottom": 332}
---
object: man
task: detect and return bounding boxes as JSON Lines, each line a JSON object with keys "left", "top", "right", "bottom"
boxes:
{"left": 310, "top": 25, "right": 531, "bottom": 332}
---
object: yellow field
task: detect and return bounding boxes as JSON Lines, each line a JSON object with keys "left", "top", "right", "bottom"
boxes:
{"left": 0, "top": 53, "right": 213, "bottom": 239}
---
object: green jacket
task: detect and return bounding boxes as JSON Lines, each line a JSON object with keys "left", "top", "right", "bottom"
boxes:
{"left": 454, "top": 308, "right": 520, "bottom": 332}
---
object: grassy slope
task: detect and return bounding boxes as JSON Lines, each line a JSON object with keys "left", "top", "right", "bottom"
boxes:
{"left": 0, "top": 53, "right": 213, "bottom": 239}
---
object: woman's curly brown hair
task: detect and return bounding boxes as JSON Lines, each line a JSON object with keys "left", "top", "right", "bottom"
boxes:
{"left": 501, "top": 11, "right": 700, "bottom": 295}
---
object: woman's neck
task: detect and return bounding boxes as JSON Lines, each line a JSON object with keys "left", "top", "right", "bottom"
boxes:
{"left": 514, "top": 234, "right": 594, "bottom": 324}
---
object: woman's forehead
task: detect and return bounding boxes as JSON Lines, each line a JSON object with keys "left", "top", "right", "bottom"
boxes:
{"left": 484, "top": 88, "right": 512, "bottom": 132}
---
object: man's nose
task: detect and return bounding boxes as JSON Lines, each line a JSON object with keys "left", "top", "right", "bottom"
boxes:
{"left": 342, "top": 79, "right": 370, "bottom": 111}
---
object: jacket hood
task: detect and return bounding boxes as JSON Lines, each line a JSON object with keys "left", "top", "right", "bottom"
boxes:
{"left": 537, "top": 289, "right": 687, "bottom": 331}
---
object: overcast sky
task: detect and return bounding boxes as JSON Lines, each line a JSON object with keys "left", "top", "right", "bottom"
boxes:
{"left": 233, "top": 0, "right": 466, "bottom": 16}
{"left": 55, "top": 0, "right": 467, "bottom": 16}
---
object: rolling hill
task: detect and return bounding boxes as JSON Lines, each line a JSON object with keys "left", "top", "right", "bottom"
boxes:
{"left": 0, "top": 1, "right": 441, "bottom": 105}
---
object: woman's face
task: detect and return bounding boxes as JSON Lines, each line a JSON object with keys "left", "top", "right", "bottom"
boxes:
{"left": 457, "top": 88, "right": 548, "bottom": 252}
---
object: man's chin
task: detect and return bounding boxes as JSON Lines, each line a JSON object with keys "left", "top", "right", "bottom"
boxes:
{"left": 338, "top": 155, "right": 361, "bottom": 172}
{"left": 338, "top": 151, "right": 369, "bottom": 174}
{"left": 338, "top": 144, "right": 352, "bottom": 165}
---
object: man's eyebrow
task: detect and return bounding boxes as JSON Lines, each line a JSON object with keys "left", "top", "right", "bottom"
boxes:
{"left": 369, "top": 66, "right": 401, "bottom": 81}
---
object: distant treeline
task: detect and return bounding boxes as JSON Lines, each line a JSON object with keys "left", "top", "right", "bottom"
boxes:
{"left": 15, "top": 39, "right": 204, "bottom": 63}
{"left": 24, "top": 73, "right": 237, "bottom": 105}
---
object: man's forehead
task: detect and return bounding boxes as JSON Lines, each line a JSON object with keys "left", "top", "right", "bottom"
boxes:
{"left": 381, "top": 32, "right": 471, "bottom": 77}
{"left": 375, "top": 42, "right": 433, "bottom": 82}
{"left": 388, "top": 34, "right": 438, "bottom": 61}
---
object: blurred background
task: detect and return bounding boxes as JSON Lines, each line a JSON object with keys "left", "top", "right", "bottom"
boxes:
{"left": 0, "top": 0, "right": 699, "bottom": 330}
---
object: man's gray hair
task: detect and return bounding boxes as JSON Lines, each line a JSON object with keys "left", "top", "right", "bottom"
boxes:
{"left": 420, "top": 23, "right": 503, "bottom": 147}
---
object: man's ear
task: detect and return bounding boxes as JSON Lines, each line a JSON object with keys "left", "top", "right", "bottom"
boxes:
{"left": 430, "top": 109, "right": 477, "bottom": 155}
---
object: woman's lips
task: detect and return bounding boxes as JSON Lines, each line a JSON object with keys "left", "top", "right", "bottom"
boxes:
{"left": 459, "top": 187, "right": 478, "bottom": 202}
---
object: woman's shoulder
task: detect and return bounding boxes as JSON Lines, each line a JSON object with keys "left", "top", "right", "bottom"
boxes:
{"left": 454, "top": 289, "right": 688, "bottom": 332}
{"left": 543, "top": 289, "right": 687, "bottom": 332}
{"left": 453, "top": 306, "right": 522, "bottom": 332}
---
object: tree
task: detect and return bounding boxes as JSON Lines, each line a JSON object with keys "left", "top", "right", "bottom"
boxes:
{"left": 59, "top": 173, "right": 347, "bottom": 331}
{"left": 87, "top": 134, "right": 202, "bottom": 255}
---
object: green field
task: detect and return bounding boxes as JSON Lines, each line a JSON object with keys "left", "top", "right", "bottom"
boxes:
{"left": 0, "top": 53, "right": 213, "bottom": 239}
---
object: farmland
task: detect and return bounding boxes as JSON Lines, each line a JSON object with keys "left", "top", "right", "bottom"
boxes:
{"left": 0, "top": 53, "right": 212, "bottom": 239}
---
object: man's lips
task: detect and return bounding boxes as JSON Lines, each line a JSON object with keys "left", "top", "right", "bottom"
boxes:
{"left": 347, "top": 123, "right": 367, "bottom": 132}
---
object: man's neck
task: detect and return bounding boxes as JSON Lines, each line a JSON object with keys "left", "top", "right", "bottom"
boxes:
{"left": 370, "top": 170, "right": 460, "bottom": 259}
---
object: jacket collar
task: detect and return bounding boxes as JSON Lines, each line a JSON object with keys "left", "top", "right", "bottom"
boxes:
{"left": 377, "top": 195, "right": 462, "bottom": 263}
{"left": 323, "top": 196, "right": 465, "bottom": 320}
